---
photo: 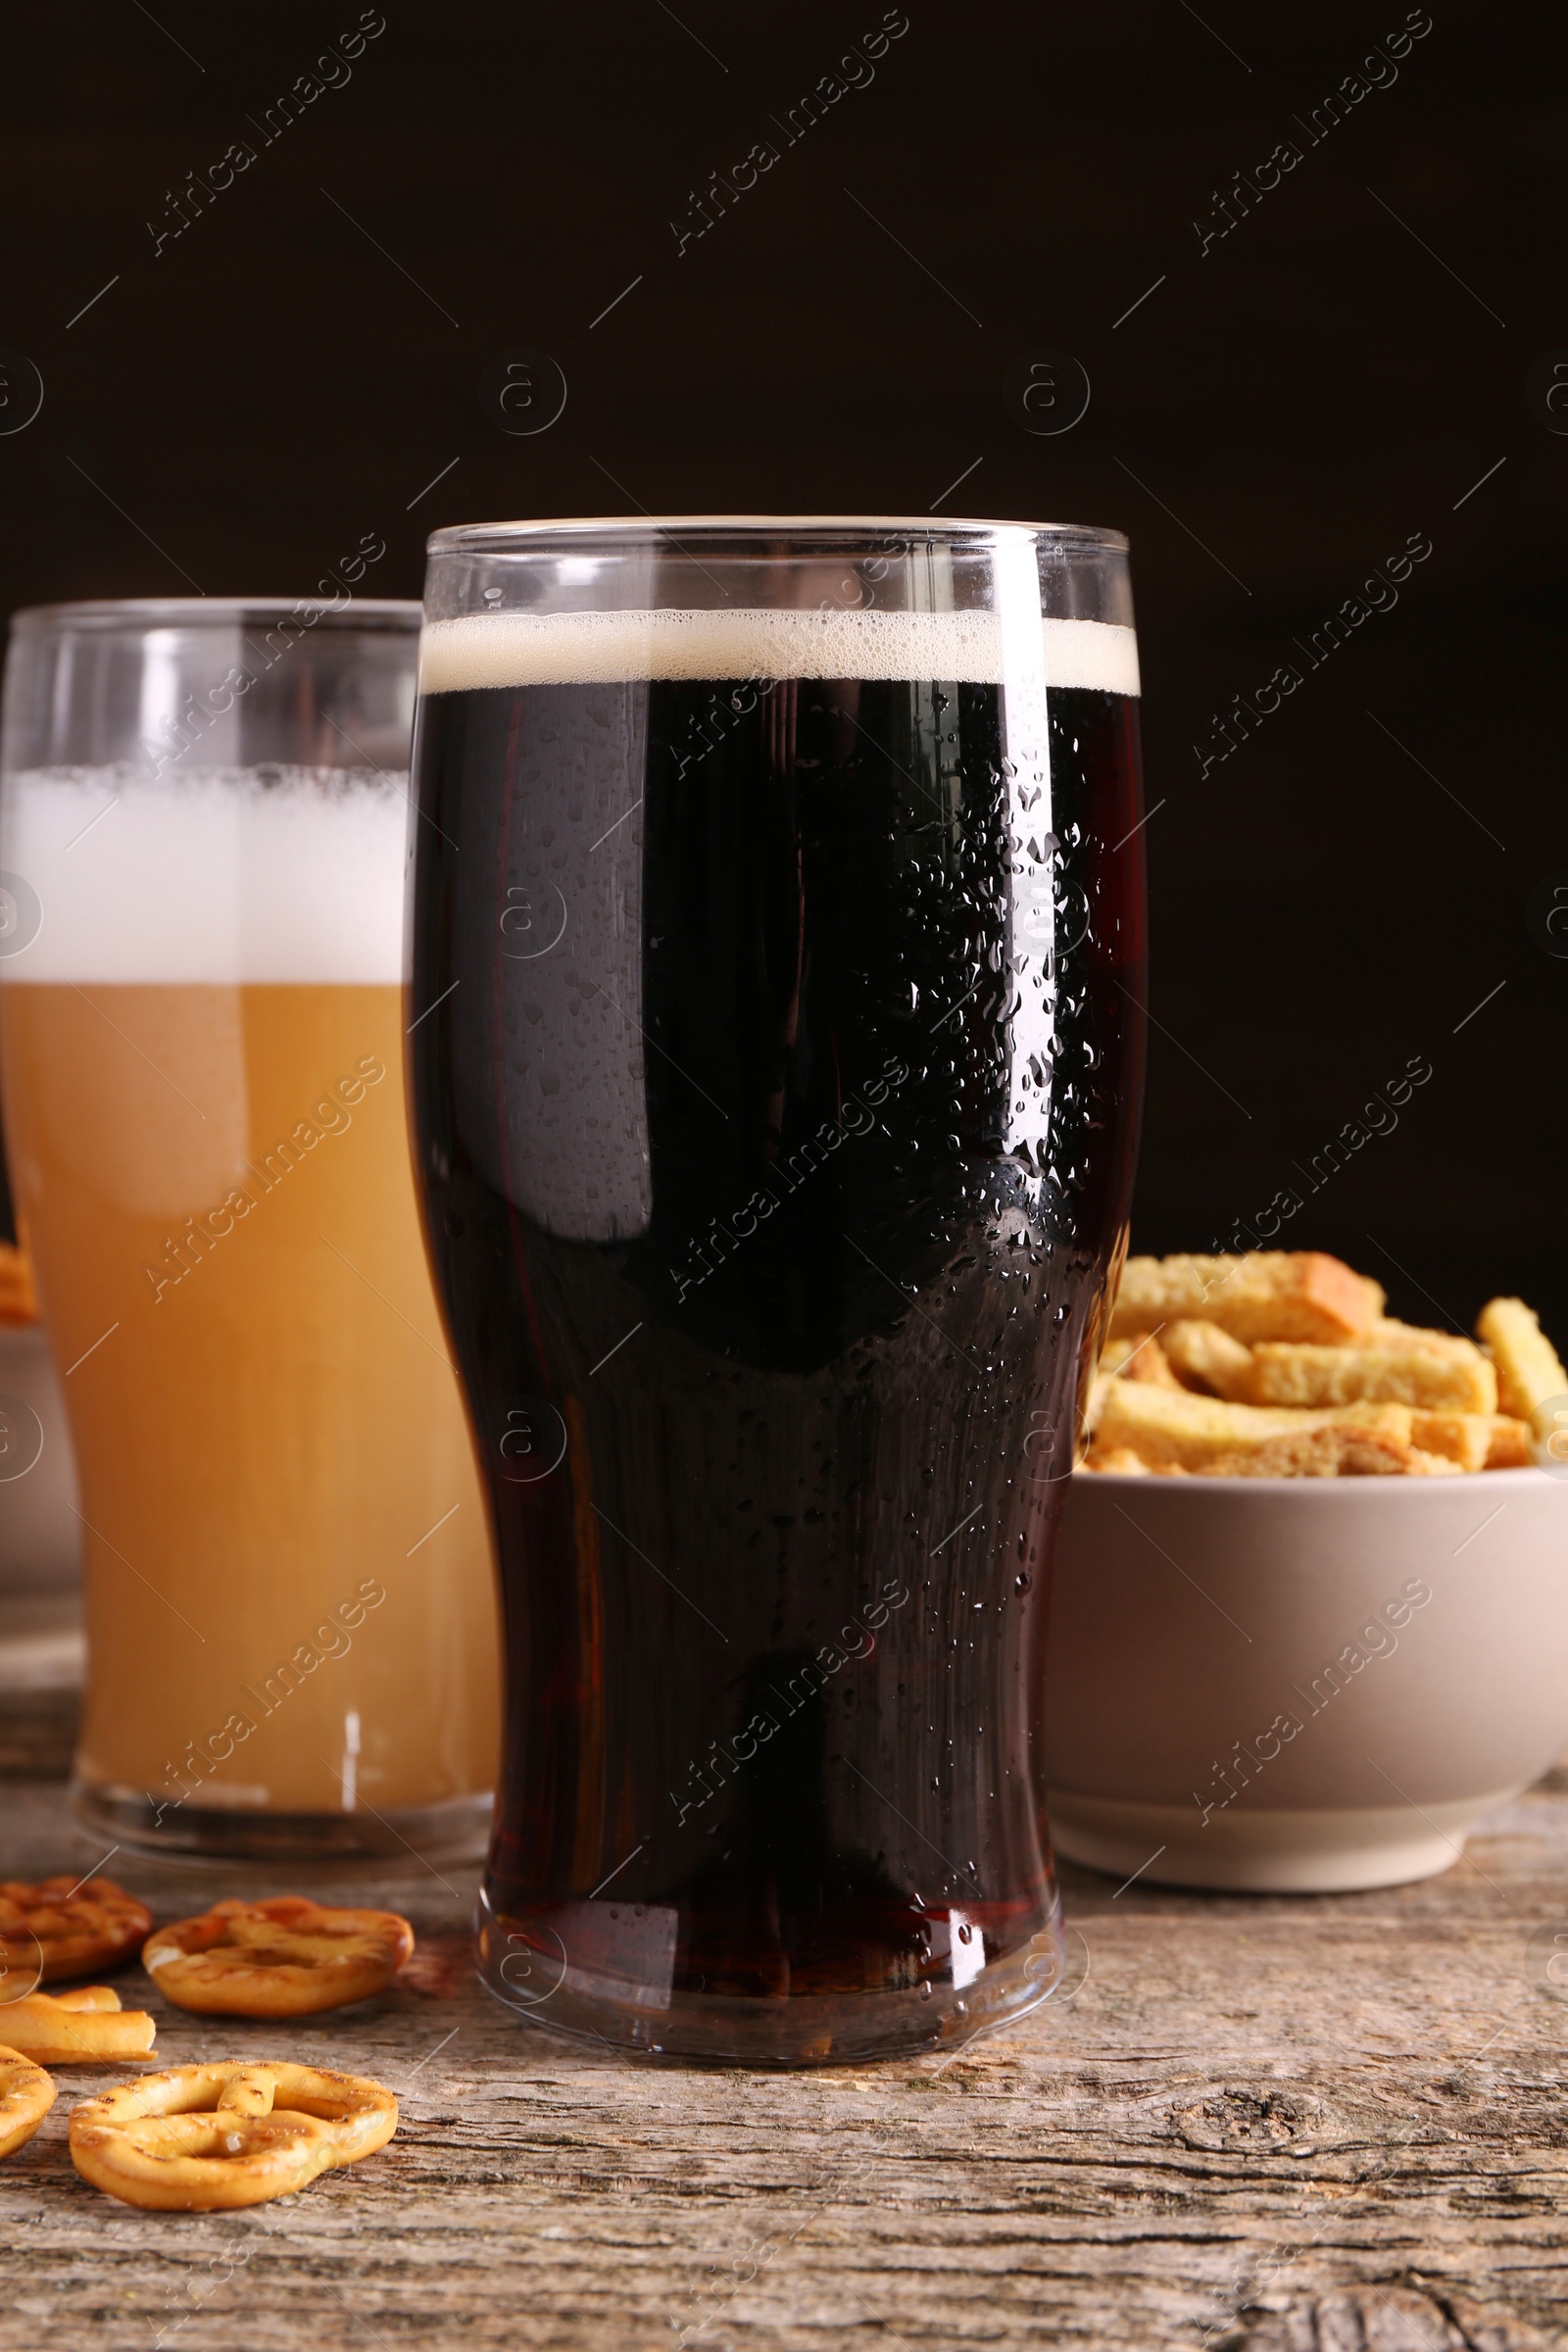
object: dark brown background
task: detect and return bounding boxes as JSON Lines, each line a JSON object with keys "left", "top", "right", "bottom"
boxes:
{"left": 2, "top": 0, "right": 1562, "bottom": 1342}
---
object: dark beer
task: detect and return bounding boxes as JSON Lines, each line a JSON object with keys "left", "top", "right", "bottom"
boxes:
{"left": 409, "top": 599, "right": 1144, "bottom": 2061}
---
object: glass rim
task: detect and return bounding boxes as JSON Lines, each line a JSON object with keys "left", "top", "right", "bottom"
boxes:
{"left": 7, "top": 597, "right": 422, "bottom": 637}
{"left": 425, "top": 514, "right": 1129, "bottom": 558}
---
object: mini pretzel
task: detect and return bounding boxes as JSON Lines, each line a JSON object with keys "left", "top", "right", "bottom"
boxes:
{"left": 142, "top": 1897, "right": 415, "bottom": 2017}
{"left": 0, "top": 1985, "right": 157, "bottom": 2065}
{"left": 0, "top": 2044, "right": 56, "bottom": 2159}
{"left": 0, "top": 1877, "right": 153, "bottom": 1983}
{"left": 70, "top": 2060, "right": 398, "bottom": 2210}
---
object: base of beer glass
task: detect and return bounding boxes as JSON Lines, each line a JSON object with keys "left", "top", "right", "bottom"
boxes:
{"left": 474, "top": 1886, "right": 1069, "bottom": 2068}
{"left": 72, "top": 1778, "right": 493, "bottom": 1867}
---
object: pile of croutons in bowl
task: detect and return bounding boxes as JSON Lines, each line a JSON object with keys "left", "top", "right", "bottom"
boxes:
{"left": 1085, "top": 1250, "right": 1567, "bottom": 1477}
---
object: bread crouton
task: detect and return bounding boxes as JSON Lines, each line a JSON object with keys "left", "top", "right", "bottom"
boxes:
{"left": 1081, "top": 1446, "right": 1152, "bottom": 1475}
{"left": 1109, "top": 1251, "right": 1384, "bottom": 1346}
{"left": 1092, "top": 1380, "right": 1412, "bottom": 1471}
{"left": 1485, "top": 1415, "right": 1534, "bottom": 1469}
{"left": 1162, "top": 1319, "right": 1254, "bottom": 1398}
{"left": 1203, "top": 1424, "right": 1435, "bottom": 1478}
{"left": 1476, "top": 1298, "right": 1568, "bottom": 1420}
{"left": 1247, "top": 1341, "right": 1495, "bottom": 1416}
{"left": 1407, "top": 1411, "right": 1493, "bottom": 1472}
{"left": 1101, "top": 1330, "right": 1181, "bottom": 1387}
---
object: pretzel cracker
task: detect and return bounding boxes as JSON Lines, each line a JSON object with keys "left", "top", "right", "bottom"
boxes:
{"left": 143, "top": 1898, "right": 415, "bottom": 2018}
{"left": 0, "top": 2043, "right": 57, "bottom": 2158}
{"left": 0, "top": 1877, "right": 152, "bottom": 1983}
{"left": 0, "top": 1986, "right": 157, "bottom": 2065}
{"left": 70, "top": 2060, "right": 398, "bottom": 2210}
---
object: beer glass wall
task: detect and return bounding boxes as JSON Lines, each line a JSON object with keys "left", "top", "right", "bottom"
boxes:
{"left": 409, "top": 518, "right": 1146, "bottom": 2062}
{"left": 0, "top": 600, "right": 499, "bottom": 1857}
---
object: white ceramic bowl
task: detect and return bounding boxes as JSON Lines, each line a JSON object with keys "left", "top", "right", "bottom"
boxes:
{"left": 1043, "top": 1466, "right": 1568, "bottom": 1891}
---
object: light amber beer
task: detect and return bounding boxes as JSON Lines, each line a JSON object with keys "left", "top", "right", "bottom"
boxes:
{"left": 0, "top": 757, "right": 498, "bottom": 1849}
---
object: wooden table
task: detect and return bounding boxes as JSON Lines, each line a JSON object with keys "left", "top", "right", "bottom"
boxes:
{"left": 3, "top": 1744, "right": 1568, "bottom": 2352}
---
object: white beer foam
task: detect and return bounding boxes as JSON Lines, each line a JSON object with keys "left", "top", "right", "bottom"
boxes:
{"left": 419, "top": 607, "right": 1141, "bottom": 697}
{"left": 0, "top": 767, "right": 406, "bottom": 984}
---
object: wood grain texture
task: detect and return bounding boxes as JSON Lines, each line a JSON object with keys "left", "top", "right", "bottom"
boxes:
{"left": 2, "top": 1772, "right": 1568, "bottom": 2351}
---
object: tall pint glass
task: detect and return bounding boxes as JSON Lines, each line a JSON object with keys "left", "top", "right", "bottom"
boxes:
{"left": 0, "top": 600, "right": 499, "bottom": 1857}
{"left": 409, "top": 520, "right": 1145, "bottom": 2062}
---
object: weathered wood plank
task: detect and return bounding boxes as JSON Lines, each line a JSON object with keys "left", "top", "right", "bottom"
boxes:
{"left": 2, "top": 1774, "right": 1567, "bottom": 2350}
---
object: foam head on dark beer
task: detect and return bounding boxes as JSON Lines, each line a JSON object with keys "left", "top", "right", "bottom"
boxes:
{"left": 418, "top": 608, "right": 1141, "bottom": 695}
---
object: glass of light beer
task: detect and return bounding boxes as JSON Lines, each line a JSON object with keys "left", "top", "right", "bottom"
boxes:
{"left": 0, "top": 598, "right": 499, "bottom": 1858}
{"left": 408, "top": 518, "right": 1145, "bottom": 2062}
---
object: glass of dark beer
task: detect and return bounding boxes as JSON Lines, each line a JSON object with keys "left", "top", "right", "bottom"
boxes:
{"left": 408, "top": 518, "right": 1145, "bottom": 2065}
